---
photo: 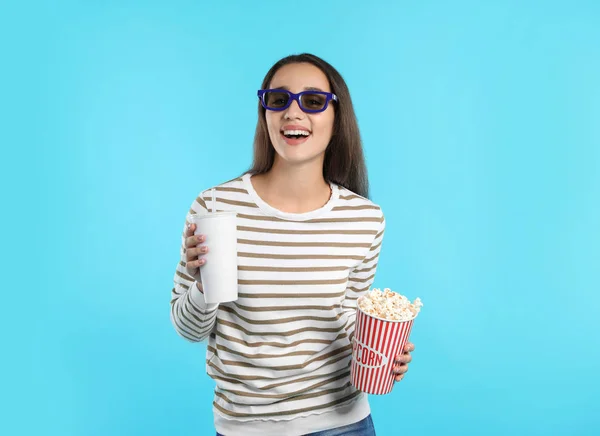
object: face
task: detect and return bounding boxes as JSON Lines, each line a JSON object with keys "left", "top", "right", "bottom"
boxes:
{"left": 265, "top": 63, "right": 335, "bottom": 167}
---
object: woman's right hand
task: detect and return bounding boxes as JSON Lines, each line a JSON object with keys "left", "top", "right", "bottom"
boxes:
{"left": 185, "top": 222, "right": 209, "bottom": 292}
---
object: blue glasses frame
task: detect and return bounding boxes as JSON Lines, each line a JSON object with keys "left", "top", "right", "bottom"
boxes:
{"left": 257, "top": 89, "right": 338, "bottom": 113}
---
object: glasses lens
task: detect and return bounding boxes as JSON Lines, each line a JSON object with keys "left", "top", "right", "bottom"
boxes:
{"left": 264, "top": 91, "right": 289, "bottom": 109}
{"left": 300, "top": 93, "right": 327, "bottom": 111}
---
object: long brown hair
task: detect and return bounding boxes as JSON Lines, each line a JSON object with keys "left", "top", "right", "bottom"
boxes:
{"left": 246, "top": 53, "right": 370, "bottom": 199}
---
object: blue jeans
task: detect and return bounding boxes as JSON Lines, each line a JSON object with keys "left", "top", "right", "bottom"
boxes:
{"left": 216, "top": 414, "right": 376, "bottom": 436}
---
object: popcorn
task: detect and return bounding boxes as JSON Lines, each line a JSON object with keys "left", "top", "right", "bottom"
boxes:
{"left": 358, "top": 288, "right": 423, "bottom": 321}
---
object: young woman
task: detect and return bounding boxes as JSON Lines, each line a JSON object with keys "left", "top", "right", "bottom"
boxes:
{"left": 170, "top": 53, "right": 415, "bottom": 436}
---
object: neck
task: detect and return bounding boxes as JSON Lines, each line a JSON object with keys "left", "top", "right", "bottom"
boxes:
{"left": 252, "top": 156, "right": 331, "bottom": 213}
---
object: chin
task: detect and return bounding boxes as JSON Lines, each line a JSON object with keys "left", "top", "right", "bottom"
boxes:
{"left": 271, "top": 136, "right": 328, "bottom": 162}
{"left": 275, "top": 149, "right": 326, "bottom": 166}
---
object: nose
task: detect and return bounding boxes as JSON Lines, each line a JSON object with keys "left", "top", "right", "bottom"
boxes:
{"left": 284, "top": 97, "right": 304, "bottom": 119}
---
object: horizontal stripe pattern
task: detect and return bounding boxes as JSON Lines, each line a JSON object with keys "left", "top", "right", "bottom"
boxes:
{"left": 170, "top": 174, "right": 385, "bottom": 423}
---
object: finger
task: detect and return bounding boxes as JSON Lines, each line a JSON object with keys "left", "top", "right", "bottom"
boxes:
{"left": 185, "top": 234, "right": 206, "bottom": 250}
{"left": 184, "top": 223, "right": 198, "bottom": 249}
{"left": 395, "top": 354, "right": 412, "bottom": 365}
{"left": 185, "top": 222, "right": 196, "bottom": 236}
{"left": 404, "top": 342, "right": 415, "bottom": 353}
{"left": 393, "top": 364, "right": 409, "bottom": 375}
{"left": 394, "top": 373, "right": 405, "bottom": 382}
{"left": 186, "top": 258, "right": 206, "bottom": 269}
{"left": 185, "top": 259, "right": 197, "bottom": 277}
{"left": 186, "top": 245, "right": 209, "bottom": 260}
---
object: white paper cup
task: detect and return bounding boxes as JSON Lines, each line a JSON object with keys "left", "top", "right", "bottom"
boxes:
{"left": 189, "top": 211, "right": 238, "bottom": 304}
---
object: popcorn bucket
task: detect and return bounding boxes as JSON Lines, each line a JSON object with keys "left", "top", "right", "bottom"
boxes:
{"left": 350, "top": 304, "right": 415, "bottom": 395}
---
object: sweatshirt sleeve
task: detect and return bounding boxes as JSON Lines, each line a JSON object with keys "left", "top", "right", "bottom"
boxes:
{"left": 170, "top": 192, "right": 219, "bottom": 343}
{"left": 342, "top": 211, "right": 385, "bottom": 341}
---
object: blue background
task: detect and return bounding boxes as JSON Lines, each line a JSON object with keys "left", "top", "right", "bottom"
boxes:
{"left": 2, "top": 0, "right": 599, "bottom": 435}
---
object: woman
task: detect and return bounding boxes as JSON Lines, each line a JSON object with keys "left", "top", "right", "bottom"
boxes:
{"left": 170, "top": 53, "right": 415, "bottom": 436}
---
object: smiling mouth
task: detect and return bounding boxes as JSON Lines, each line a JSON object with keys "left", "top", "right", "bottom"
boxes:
{"left": 281, "top": 129, "right": 311, "bottom": 139}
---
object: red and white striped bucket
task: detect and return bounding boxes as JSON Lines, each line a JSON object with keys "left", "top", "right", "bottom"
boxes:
{"left": 350, "top": 305, "right": 415, "bottom": 395}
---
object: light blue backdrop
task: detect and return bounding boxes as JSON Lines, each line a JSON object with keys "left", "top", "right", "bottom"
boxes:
{"left": 2, "top": 0, "right": 599, "bottom": 435}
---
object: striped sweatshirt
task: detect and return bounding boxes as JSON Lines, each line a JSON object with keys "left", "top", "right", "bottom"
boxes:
{"left": 170, "top": 172, "right": 386, "bottom": 436}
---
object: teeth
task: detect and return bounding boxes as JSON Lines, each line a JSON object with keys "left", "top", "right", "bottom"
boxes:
{"left": 283, "top": 130, "right": 310, "bottom": 136}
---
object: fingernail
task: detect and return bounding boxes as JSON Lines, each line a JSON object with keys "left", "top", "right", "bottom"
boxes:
{"left": 199, "top": 259, "right": 205, "bottom": 265}
{"left": 201, "top": 247, "right": 208, "bottom": 253}
{"left": 197, "top": 235, "right": 204, "bottom": 242}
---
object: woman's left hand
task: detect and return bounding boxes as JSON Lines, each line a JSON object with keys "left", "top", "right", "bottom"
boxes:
{"left": 393, "top": 341, "right": 415, "bottom": 382}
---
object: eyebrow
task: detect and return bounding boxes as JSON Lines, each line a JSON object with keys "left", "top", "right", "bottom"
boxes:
{"left": 271, "top": 86, "right": 327, "bottom": 92}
